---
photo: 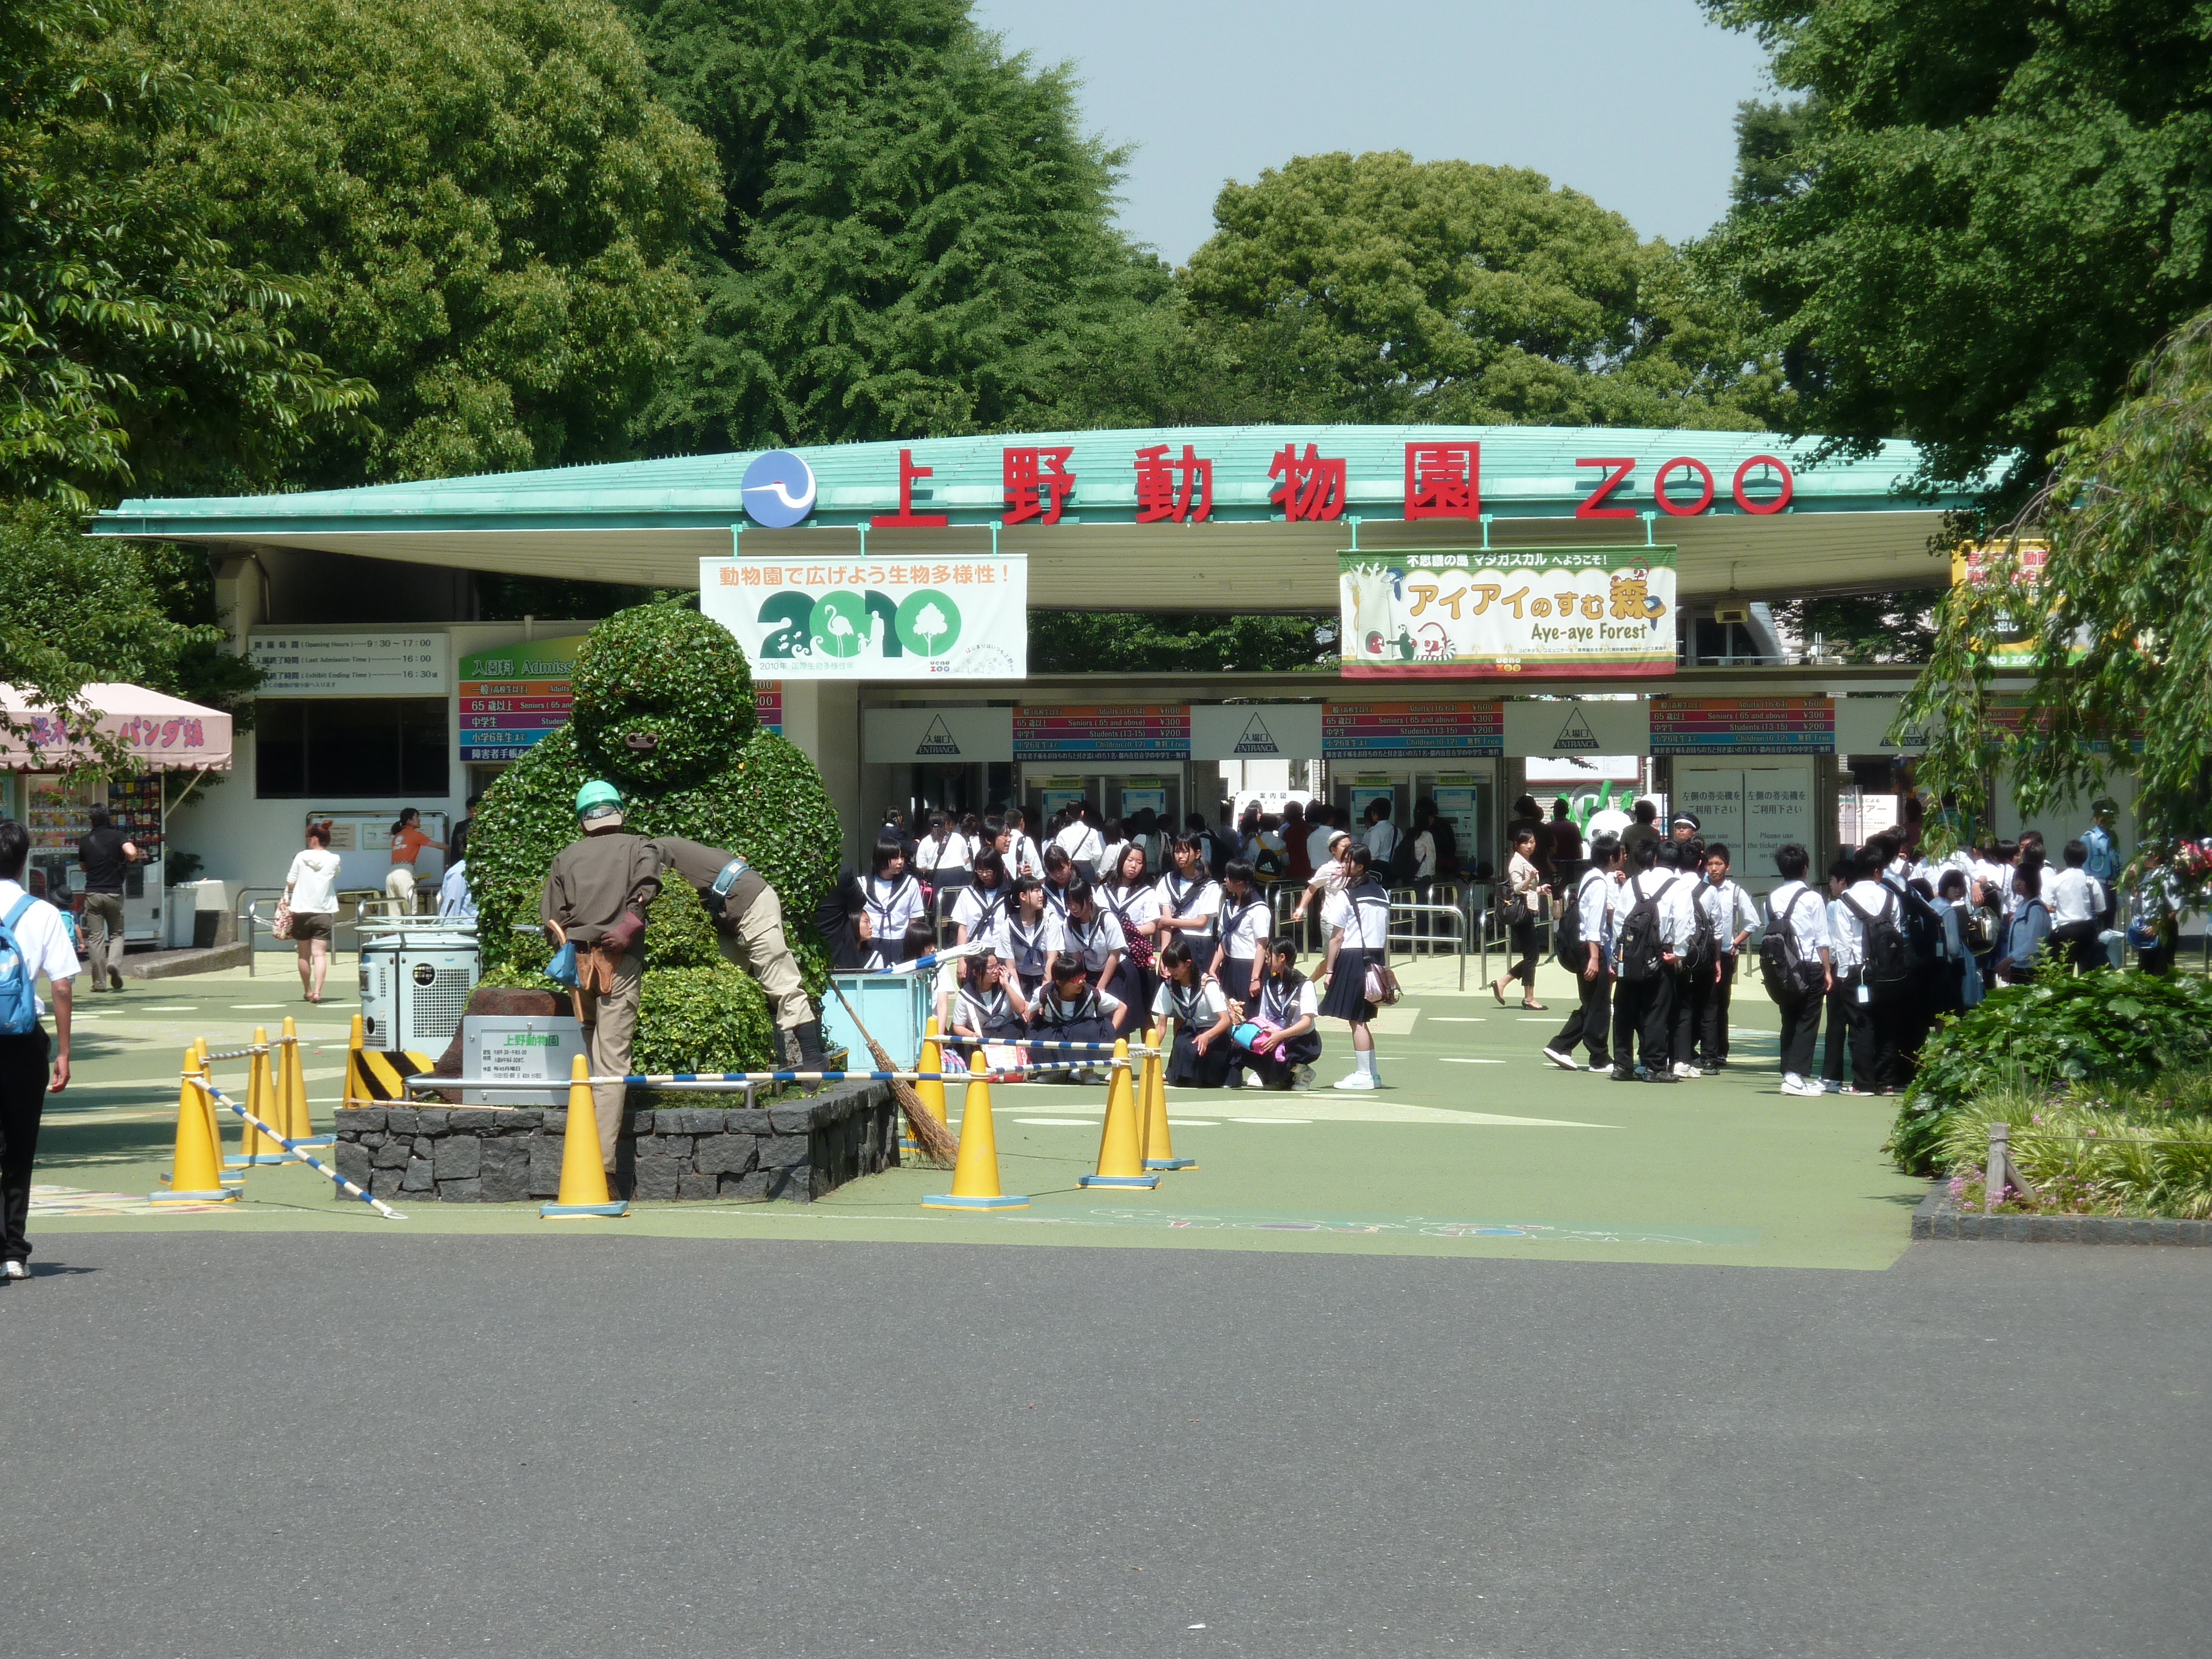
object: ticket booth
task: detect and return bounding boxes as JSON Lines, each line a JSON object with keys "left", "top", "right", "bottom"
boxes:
{"left": 1021, "top": 768, "right": 1188, "bottom": 833}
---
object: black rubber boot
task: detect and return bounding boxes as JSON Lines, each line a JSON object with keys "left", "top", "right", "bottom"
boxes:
{"left": 794, "top": 1019, "right": 831, "bottom": 1069}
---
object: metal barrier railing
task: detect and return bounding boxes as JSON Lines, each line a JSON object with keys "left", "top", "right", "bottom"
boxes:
{"left": 1386, "top": 903, "right": 1470, "bottom": 990}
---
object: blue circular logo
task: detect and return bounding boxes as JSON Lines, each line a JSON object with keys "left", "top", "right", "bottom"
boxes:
{"left": 741, "top": 450, "right": 817, "bottom": 528}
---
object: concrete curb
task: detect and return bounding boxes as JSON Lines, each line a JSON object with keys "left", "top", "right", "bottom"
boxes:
{"left": 121, "top": 943, "right": 253, "bottom": 979}
{"left": 1912, "top": 1184, "right": 2211, "bottom": 1246}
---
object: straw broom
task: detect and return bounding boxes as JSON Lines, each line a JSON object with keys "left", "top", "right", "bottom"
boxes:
{"left": 826, "top": 980, "right": 959, "bottom": 1166}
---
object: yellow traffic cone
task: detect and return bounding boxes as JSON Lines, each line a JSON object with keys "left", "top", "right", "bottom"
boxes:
{"left": 541, "top": 1053, "right": 627, "bottom": 1217}
{"left": 280, "top": 1016, "right": 328, "bottom": 1144}
{"left": 1079, "top": 1036, "right": 1159, "bottom": 1190}
{"left": 923, "top": 1050, "right": 1029, "bottom": 1210}
{"left": 191, "top": 1036, "right": 229, "bottom": 1173}
{"left": 152, "top": 1047, "right": 237, "bottom": 1202}
{"left": 231, "top": 1026, "right": 288, "bottom": 1164}
{"left": 344, "top": 1014, "right": 368, "bottom": 1109}
{"left": 1141, "top": 1021, "right": 1194, "bottom": 1171}
{"left": 915, "top": 1017, "right": 948, "bottom": 1124}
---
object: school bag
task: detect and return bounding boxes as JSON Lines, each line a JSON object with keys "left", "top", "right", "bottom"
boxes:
{"left": 0, "top": 896, "right": 43, "bottom": 1036}
{"left": 1554, "top": 872, "right": 1596, "bottom": 969}
{"left": 1845, "top": 889, "right": 1917, "bottom": 993}
{"left": 1616, "top": 875, "right": 1677, "bottom": 983}
{"left": 1681, "top": 886, "right": 1720, "bottom": 975}
{"left": 1759, "top": 888, "right": 1825, "bottom": 1001}
{"left": 1384, "top": 828, "right": 1421, "bottom": 889}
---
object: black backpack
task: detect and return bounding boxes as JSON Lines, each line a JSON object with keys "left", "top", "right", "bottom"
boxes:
{"left": 1617, "top": 874, "right": 1677, "bottom": 983}
{"left": 1846, "top": 889, "right": 1917, "bottom": 992}
{"left": 1555, "top": 872, "right": 1597, "bottom": 969}
{"left": 1383, "top": 825, "right": 1420, "bottom": 889}
{"left": 1760, "top": 887, "right": 1825, "bottom": 1000}
{"left": 1682, "top": 885, "right": 1720, "bottom": 974}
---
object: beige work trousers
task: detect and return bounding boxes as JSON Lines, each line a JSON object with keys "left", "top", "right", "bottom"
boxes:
{"left": 576, "top": 948, "right": 642, "bottom": 1171}
{"left": 719, "top": 886, "right": 812, "bottom": 1031}
{"left": 81, "top": 893, "right": 126, "bottom": 988}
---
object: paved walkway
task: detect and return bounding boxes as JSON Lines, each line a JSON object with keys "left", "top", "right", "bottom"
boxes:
{"left": 33, "top": 956, "right": 1923, "bottom": 1270}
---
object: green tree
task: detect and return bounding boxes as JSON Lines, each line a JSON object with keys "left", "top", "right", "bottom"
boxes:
{"left": 615, "top": 0, "right": 1149, "bottom": 450}
{"left": 1902, "top": 308, "right": 2212, "bottom": 855}
{"left": 138, "top": 0, "right": 721, "bottom": 489}
{"left": 1172, "top": 151, "right": 1781, "bottom": 430}
{"left": 1772, "top": 590, "right": 1940, "bottom": 664}
{"left": 1028, "top": 611, "right": 1333, "bottom": 677}
{"left": 1702, "top": 1, "right": 2212, "bottom": 497}
{"left": 0, "top": 0, "right": 365, "bottom": 507}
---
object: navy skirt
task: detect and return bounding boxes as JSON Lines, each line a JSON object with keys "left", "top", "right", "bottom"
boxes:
{"left": 1318, "top": 947, "right": 1378, "bottom": 1024}
{"left": 1028, "top": 1016, "right": 1118, "bottom": 1058}
{"left": 1167, "top": 1025, "right": 1235, "bottom": 1088}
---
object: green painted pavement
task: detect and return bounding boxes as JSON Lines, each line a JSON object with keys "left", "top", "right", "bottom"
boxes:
{"left": 28, "top": 957, "right": 1926, "bottom": 1269}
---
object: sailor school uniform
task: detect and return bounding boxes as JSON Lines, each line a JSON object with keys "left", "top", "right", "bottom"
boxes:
{"left": 953, "top": 980, "right": 1027, "bottom": 1043}
{"left": 1027, "top": 981, "right": 1123, "bottom": 1051}
{"left": 1214, "top": 890, "right": 1272, "bottom": 1006}
{"left": 1100, "top": 880, "right": 1162, "bottom": 1013}
{"left": 1318, "top": 879, "right": 1392, "bottom": 1022}
{"left": 1153, "top": 974, "right": 1233, "bottom": 1088}
{"left": 1156, "top": 870, "right": 1222, "bottom": 956}
{"left": 1062, "top": 909, "right": 1126, "bottom": 984}
{"left": 862, "top": 873, "right": 924, "bottom": 971}
{"left": 950, "top": 880, "right": 1009, "bottom": 941}
{"left": 995, "top": 910, "right": 1064, "bottom": 998}
{"left": 1235, "top": 972, "right": 1323, "bottom": 1087}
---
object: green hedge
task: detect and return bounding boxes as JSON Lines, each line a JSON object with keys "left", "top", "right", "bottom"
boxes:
{"left": 1887, "top": 966, "right": 2212, "bottom": 1174}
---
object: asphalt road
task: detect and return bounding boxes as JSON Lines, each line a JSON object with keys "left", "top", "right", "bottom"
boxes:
{"left": 3, "top": 1234, "right": 2207, "bottom": 1657}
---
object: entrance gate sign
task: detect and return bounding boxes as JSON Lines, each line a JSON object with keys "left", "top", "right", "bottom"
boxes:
{"left": 700, "top": 555, "right": 1026, "bottom": 680}
{"left": 1339, "top": 546, "right": 1677, "bottom": 679}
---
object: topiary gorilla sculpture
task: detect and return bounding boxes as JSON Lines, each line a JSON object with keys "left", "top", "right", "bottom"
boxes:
{"left": 468, "top": 601, "right": 841, "bottom": 1076}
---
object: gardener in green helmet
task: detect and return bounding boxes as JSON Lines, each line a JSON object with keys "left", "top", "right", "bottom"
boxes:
{"left": 541, "top": 781, "right": 661, "bottom": 1181}
{"left": 649, "top": 836, "right": 830, "bottom": 1072}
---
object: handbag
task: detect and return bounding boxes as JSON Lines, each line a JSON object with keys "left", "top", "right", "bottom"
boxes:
{"left": 1500, "top": 893, "right": 1534, "bottom": 927}
{"left": 270, "top": 900, "right": 295, "bottom": 941}
{"left": 1362, "top": 959, "right": 1403, "bottom": 1006}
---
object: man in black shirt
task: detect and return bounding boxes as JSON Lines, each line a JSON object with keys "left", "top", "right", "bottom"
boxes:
{"left": 76, "top": 806, "right": 136, "bottom": 993}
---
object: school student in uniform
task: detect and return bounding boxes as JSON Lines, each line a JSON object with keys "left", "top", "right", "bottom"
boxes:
{"left": 914, "top": 810, "right": 972, "bottom": 895}
{"left": 1819, "top": 857, "right": 1864, "bottom": 1093}
{"left": 1661, "top": 840, "right": 1710, "bottom": 1076}
{"left": 1156, "top": 834, "right": 1223, "bottom": 963}
{"left": 949, "top": 947, "right": 1031, "bottom": 1045}
{"left": 1997, "top": 867, "right": 2053, "bottom": 984}
{"left": 1607, "top": 838, "right": 1688, "bottom": 1083}
{"left": 1691, "top": 842, "right": 1762, "bottom": 1072}
{"left": 1060, "top": 880, "right": 1125, "bottom": 995}
{"left": 1001, "top": 808, "right": 1045, "bottom": 881}
{"left": 1053, "top": 806, "right": 1105, "bottom": 881}
{"left": 1833, "top": 847, "right": 1906, "bottom": 1093}
{"left": 1027, "top": 951, "right": 1128, "bottom": 1081}
{"left": 1544, "top": 833, "right": 1622, "bottom": 1073}
{"left": 1232, "top": 938, "right": 1324, "bottom": 1091}
{"left": 1098, "top": 818, "right": 1128, "bottom": 884}
{"left": 1154, "top": 940, "right": 1235, "bottom": 1088}
{"left": 950, "top": 849, "right": 1010, "bottom": 945}
{"left": 999, "top": 876, "right": 1063, "bottom": 1000}
{"left": 860, "top": 838, "right": 925, "bottom": 971}
{"left": 1040, "top": 846, "right": 1076, "bottom": 921}
{"left": 2047, "top": 839, "right": 2105, "bottom": 972}
{"left": 1931, "top": 869, "right": 1974, "bottom": 1015}
{"left": 1318, "top": 842, "right": 1392, "bottom": 1091}
{"left": 1210, "top": 860, "right": 1271, "bottom": 1012}
{"left": 1099, "top": 843, "right": 1162, "bottom": 1015}
{"left": 1765, "top": 844, "right": 1834, "bottom": 1098}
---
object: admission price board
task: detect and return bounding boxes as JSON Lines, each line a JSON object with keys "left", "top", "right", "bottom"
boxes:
{"left": 1650, "top": 697, "right": 1833, "bottom": 755}
{"left": 455, "top": 637, "right": 584, "bottom": 764}
{"left": 1014, "top": 706, "right": 1190, "bottom": 761}
{"left": 1322, "top": 702, "right": 1503, "bottom": 759}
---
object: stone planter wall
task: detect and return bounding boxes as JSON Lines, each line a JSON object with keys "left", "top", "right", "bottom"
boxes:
{"left": 1912, "top": 1185, "right": 2212, "bottom": 1245}
{"left": 331, "top": 1081, "right": 899, "bottom": 1204}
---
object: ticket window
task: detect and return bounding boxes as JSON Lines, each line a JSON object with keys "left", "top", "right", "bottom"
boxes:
{"left": 1018, "top": 774, "right": 1185, "bottom": 840}
{"left": 902, "top": 762, "right": 1012, "bottom": 825}
{"left": 1333, "top": 776, "right": 1412, "bottom": 851}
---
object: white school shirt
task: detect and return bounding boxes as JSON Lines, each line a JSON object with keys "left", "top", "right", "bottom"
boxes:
{"left": 1100, "top": 881, "right": 1162, "bottom": 940}
{"left": 1061, "top": 909, "right": 1126, "bottom": 973}
{"left": 1969, "top": 858, "right": 2010, "bottom": 910}
{"left": 1006, "top": 833, "right": 1045, "bottom": 880}
{"left": 1099, "top": 839, "right": 1129, "bottom": 880}
{"left": 284, "top": 848, "right": 343, "bottom": 914}
{"left": 1831, "top": 879, "right": 1896, "bottom": 967}
{"left": 1152, "top": 975, "right": 1229, "bottom": 1026}
{"left": 1365, "top": 820, "right": 1399, "bottom": 860}
{"left": 1697, "top": 877, "right": 1762, "bottom": 952}
{"left": 913, "top": 832, "right": 971, "bottom": 875}
{"left": 1305, "top": 823, "right": 1339, "bottom": 872}
{"left": 0, "top": 880, "right": 81, "bottom": 1014}
{"left": 1765, "top": 880, "right": 1830, "bottom": 961}
{"left": 1257, "top": 973, "right": 1320, "bottom": 1026}
{"left": 1574, "top": 868, "right": 1617, "bottom": 957}
{"left": 1321, "top": 882, "right": 1391, "bottom": 950}
{"left": 994, "top": 911, "right": 1063, "bottom": 980}
{"left": 1033, "top": 982, "right": 1123, "bottom": 1025}
{"left": 1412, "top": 830, "right": 1437, "bottom": 880}
{"left": 862, "top": 874, "right": 924, "bottom": 969}
{"left": 2047, "top": 867, "right": 2097, "bottom": 926}
{"left": 951, "top": 882, "right": 1010, "bottom": 937}
{"left": 1215, "top": 891, "right": 1271, "bottom": 959}
{"left": 1156, "top": 872, "right": 1222, "bottom": 942}
{"left": 1053, "top": 821, "right": 1104, "bottom": 870}
{"left": 1825, "top": 896, "right": 1861, "bottom": 972}
{"left": 1611, "top": 870, "right": 1691, "bottom": 952}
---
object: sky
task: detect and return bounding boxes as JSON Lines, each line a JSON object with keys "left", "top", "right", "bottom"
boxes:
{"left": 970, "top": 0, "right": 1776, "bottom": 266}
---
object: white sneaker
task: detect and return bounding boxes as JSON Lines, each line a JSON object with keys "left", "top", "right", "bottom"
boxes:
{"left": 1292, "top": 1063, "right": 1316, "bottom": 1091}
{"left": 1541, "top": 1047, "right": 1579, "bottom": 1071}
{"left": 1235, "top": 1071, "right": 1262, "bottom": 1088}
{"left": 1673, "top": 1062, "right": 1699, "bottom": 1079}
{"left": 1332, "top": 1071, "right": 1377, "bottom": 1091}
{"left": 0, "top": 1260, "right": 27, "bottom": 1281}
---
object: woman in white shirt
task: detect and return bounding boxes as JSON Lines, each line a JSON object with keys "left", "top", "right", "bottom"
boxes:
{"left": 1488, "top": 828, "right": 1551, "bottom": 1011}
{"left": 1318, "top": 843, "right": 1392, "bottom": 1090}
{"left": 1053, "top": 806, "right": 1105, "bottom": 881}
{"left": 999, "top": 876, "right": 1064, "bottom": 999}
{"left": 283, "top": 820, "right": 345, "bottom": 1003}
{"left": 1153, "top": 938, "right": 1234, "bottom": 1088}
{"left": 1060, "top": 881, "right": 1125, "bottom": 995}
{"left": 861, "top": 838, "right": 925, "bottom": 971}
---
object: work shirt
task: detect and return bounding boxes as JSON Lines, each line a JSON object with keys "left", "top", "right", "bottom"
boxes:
{"left": 2048, "top": 867, "right": 2099, "bottom": 927}
{"left": 2081, "top": 825, "right": 2121, "bottom": 886}
{"left": 0, "top": 879, "right": 81, "bottom": 1015}
{"left": 1764, "top": 880, "right": 1830, "bottom": 962}
{"left": 652, "top": 836, "right": 769, "bottom": 926}
{"left": 1697, "top": 877, "right": 1762, "bottom": 953}
{"left": 540, "top": 832, "right": 662, "bottom": 944}
{"left": 392, "top": 825, "right": 435, "bottom": 867}
{"left": 77, "top": 826, "right": 133, "bottom": 895}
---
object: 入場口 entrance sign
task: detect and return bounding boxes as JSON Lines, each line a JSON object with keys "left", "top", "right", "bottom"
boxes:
{"left": 862, "top": 706, "right": 1015, "bottom": 763}
{"left": 1188, "top": 703, "right": 1323, "bottom": 762}
{"left": 1501, "top": 698, "right": 1652, "bottom": 759}
{"left": 1340, "top": 547, "right": 1677, "bottom": 679}
{"left": 700, "top": 555, "right": 1026, "bottom": 680}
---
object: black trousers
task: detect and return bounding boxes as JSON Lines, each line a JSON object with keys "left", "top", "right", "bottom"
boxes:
{"left": 1776, "top": 987, "right": 1822, "bottom": 1078}
{"left": 1693, "top": 956, "right": 1737, "bottom": 1063}
{"left": 1, "top": 1028, "right": 51, "bottom": 1265}
{"left": 1548, "top": 967, "right": 1613, "bottom": 1068}
{"left": 1610, "top": 970, "right": 1673, "bottom": 1073}
{"left": 2052, "top": 919, "right": 2103, "bottom": 973}
{"left": 1503, "top": 919, "right": 1538, "bottom": 988}
{"left": 1822, "top": 974, "right": 1870, "bottom": 1085}
{"left": 1671, "top": 964, "right": 1704, "bottom": 1064}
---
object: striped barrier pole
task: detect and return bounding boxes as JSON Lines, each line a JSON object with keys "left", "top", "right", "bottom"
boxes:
{"left": 405, "top": 1068, "right": 1039, "bottom": 1093}
{"left": 200, "top": 1077, "right": 409, "bottom": 1220}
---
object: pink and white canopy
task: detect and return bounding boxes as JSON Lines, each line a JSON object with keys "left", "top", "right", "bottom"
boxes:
{"left": 0, "top": 682, "right": 233, "bottom": 772}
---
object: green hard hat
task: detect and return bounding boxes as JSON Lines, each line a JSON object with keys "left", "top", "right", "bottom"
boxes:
{"left": 575, "top": 780, "right": 624, "bottom": 818}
